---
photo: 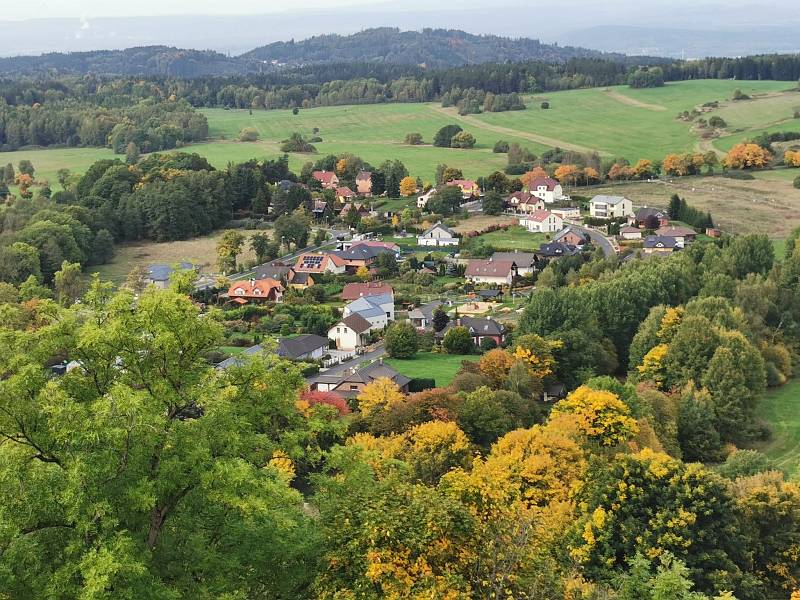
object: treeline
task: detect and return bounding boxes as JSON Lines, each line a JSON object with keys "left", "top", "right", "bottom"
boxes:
{"left": 441, "top": 87, "right": 525, "bottom": 114}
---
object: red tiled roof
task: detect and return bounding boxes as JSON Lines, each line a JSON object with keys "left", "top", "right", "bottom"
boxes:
{"left": 312, "top": 170, "right": 338, "bottom": 185}
{"left": 465, "top": 259, "right": 515, "bottom": 278}
{"left": 341, "top": 282, "right": 394, "bottom": 301}
{"left": 336, "top": 186, "right": 355, "bottom": 198}
{"left": 529, "top": 176, "right": 559, "bottom": 191}
{"left": 227, "top": 278, "right": 283, "bottom": 299}
{"left": 447, "top": 179, "right": 477, "bottom": 189}
{"left": 523, "top": 209, "right": 554, "bottom": 222}
{"left": 356, "top": 171, "right": 372, "bottom": 181}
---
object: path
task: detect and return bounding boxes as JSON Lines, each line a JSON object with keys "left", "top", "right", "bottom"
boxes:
{"left": 571, "top": 224, "right": 618, "bottom": 257}
{"left": 603, "top": 89, "right": 667, "bottom": 112}
{"left": 428, "top": 105, "right": 606, "bottom": 155}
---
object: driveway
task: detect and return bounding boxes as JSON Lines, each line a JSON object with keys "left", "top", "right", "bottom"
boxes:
{"left": 305, "top": 342, "right": 386, "bottom": 386}
{"left": 570, "top": 224, "right": 617, "bottom": 258}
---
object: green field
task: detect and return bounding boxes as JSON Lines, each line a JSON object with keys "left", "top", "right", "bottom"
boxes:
{"left": 5, "top": 80, "right": 799, "bottom": 184}
{"left": 754, "top": 379, "right": 800, "bottom": 477}
{"left": 476, "top": 226, "right": 548, "bottom": 251}
{"left": 385, "top": 352, "right": 475, "bottom": 387}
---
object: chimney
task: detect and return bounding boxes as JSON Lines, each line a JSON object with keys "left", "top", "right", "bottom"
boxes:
{"left": 379, "top": 357, "right": 383, "bottom": 365}
{"left": 249, "top": 278, "right": 255, "bottom": 286}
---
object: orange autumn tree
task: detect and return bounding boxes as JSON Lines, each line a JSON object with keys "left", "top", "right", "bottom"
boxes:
{"left": 521, "top": 167, "right": 547, "bottom": 189}
{"left": 478, "top": 348, "right": 516, "bottom": 388}
{"left": 723, "top": 143, "right": 773, "bottom": 169}
{"left": 399, "top": 176, "right": 417, "bottom": 197}
{"left": 583, "top": 167, "right": 600, "bottom": 184}
{"left": 554, "top": 164, "right": 580, "bottom": 186}
{"left": 662, "top": 153, "right": 692, "bottom": 176}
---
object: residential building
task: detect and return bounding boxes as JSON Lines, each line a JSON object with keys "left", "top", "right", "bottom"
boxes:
{"left": 338, "top": 202, "right": 369, "bottom": 220}
{"left": 312, "top": 200, "right": 328, "bottom": 219}
{"left": 519, "top": 210, "right": 563, "bottom": 233}
{"left": 417, "top": 187, "right": 437, "bottom": 208}
{"left": 145, "top": 262, "right": 195, "bottom": 289}
{"left": 446, "top": 179, "right": 479, "bottom": 198}
{"left": 543, "top": 383, "right": 567, "bottom": 402}
{"left": 476, "top": 289, "right": 504, "bottom": 301}
{"left": 225, "top": 278, "right": 284, "bottom": 304}
{"left": 620, "top": 226, "right": 643, "bottom": 240}
{"left": 294, "top": 253, "right": 347, "bottom": 275}
{"left": 643, "top": 235, "right": 678, "bottom": 254}
{"left": 336, "top": 186, "right": 356, "bottom": 202}
{"left": 464, "top": 259, "right": 515, "bottom": 285}
{"left": 589, "top": 195, "right": 634, "bottom": 219}
{"left": 655, "top": 225, "right": 697, "bottom": 246}
{"left": 550, "top": 206, "right": 581, "bottom": 221}
{"left": 287, "top": 271, "right": 316, "bottom": 289}
{"left": 254, "top": 262, "right": 293, "bottom": 282}
{"left": 633, "top": 206, "right": 670, "bottom": 227}
{"left": 417, "top": 222, "right": 459, "bottom": 247}
{"left": 333, "top": 244, "right": 395, "bottom": 271}
{"left": 491, "top": 251, "right": 538, "bottom": 276}
{"left": 527, "top": 177, "right": 565, "bottom": 204}
{"left": 319, "top": 360, "right": 411, "bottom": 397}
{"left": 407, "top": 300, "right": 444, "bottom": 330}
{"left": 328, "top": 314, "right": 373, "bottom": 350}
{"left": 507, "top": 191, "right": 543, "bottom": 213}
{"left": 277, "top": 334, "right": 329, "bottom": 361}
{"left": 344, "top": 292, "right": 395, "bottom": 328}
{"left": 553, "top": 226, "right": 590, "bottom": 247}
{"left": 341, "top": 282, "right": 394, "bottom": 301}
{"left": 440, "top": 317, "right": 506, "bottom": 347}
{"left": 345, "top": 240, "right": 401, "bottom": 257}
{"left": 312, "top": 170, "right": 339, "bottom": 189}
{"left": 537, "top": 242, "right": 579, "bottom": 259}
{"left": 355, "top": 171, "right": 373, "bottom": 196}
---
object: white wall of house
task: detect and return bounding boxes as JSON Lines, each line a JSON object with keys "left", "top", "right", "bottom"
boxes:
{"left": 590, "top": 198, "right": 633, "bottom": 219}
{"left": 470, "top": 274, "right": 512, "bottom": 285}
{"left": 520, "top": 213, "right": 563, "bottom": 233}
{"left": 328, "top": 324, "right": 362, "bottom": 350}
{"left": 531, "top": 183, "right": 563, "bottom": 204}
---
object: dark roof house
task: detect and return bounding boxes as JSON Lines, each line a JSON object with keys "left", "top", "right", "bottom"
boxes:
{"left": 277, "top": 334, "right": 329, "bottom": 360}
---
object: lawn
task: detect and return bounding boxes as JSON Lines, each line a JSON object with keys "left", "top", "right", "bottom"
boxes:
{"left": 385, "top": 352, "right": 475, "bottom": 387}
{"left": 753, "top": 379, "right": 800, "bottom": 477}
{"left": 476, "top": 226, "right": 548, "bottom": 251}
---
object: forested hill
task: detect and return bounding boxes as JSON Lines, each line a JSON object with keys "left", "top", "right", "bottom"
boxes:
{"left": 241, "top": 27, "right": 630, "bottom": 68}
{"left": 0, "top": 28, "right": 651, "bottom": 77}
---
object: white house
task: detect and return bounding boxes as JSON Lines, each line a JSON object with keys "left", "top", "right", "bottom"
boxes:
{"left": 528, "top": 177, "right": 566, "bottom": 204}
{"left": 464, "top": 259, "right": 515, "bottom": 285}
{"left": 343, "top": 292, "right": 395, "bottom": 329}
{"left": 417, "top": 187, "right": 437, "bottom": 208}
{"left": 519, "top": 210, "right": 563, "bottom": 233}
{"left": 417, "top": 222, "right": 459, "bottom": 247}
{"left": 328, "top": 314, "right": 373, "bottom": 350}
{"left": 550, "top": 206, "right": 581, "bottom": 221}
{"left": 619, "top": 226, "right": 643, "bottom": 240}
{"left": 589, "top": 195, "right": 634, "bottom": 219}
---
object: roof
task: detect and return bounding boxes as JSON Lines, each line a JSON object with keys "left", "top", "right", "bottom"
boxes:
{"left": 491, "top": 251, "right": 537, "bottom": 268}
{"left": 420, "top": 222, "right": 456, "bottom": 237}
{"left": 336, "top": 186, "right": 356, "bottom": 197}
{"left": 277, "top": 334, "right": 328, "bottom": 359}
{"left": 545, "top": 382, "right": 567, "bottom": 398}
{"left": 339, "top": 313, "right": 373, "bottom": 334}
{"left": 591, "top": 195, "right": 629, "bottom": 206}
{"left": 289, "top": 272, "right": 314, "bottom": 285}
{"left": 635, "top": 206, "right": 667, "bottom": 220}
{"left": 655, "top": 225, "right": 696, "bottom": 237}
{"left": 349, "top": 240, "right": 400, "bottom": 253}
{"left": 295, "top": 253, "right": 346, "bottom": 272}
{"left": 313, "top": 200, "right": 328, "bottom": 212}
{"left": 356, "top": 170, "right": 372, "bottom": 181}
{"left": 147, "top": 262, "right": 194, "bottom": 282}
{"left": 522, "top": 209, "right": 555, "bottom": 223}
{"left": 620, "top": 226, "right": 642, "bottom": 234}
{"left": 553, "top": 227, "right": 589, "bottom": 244}
{"left": 446, "top": 179, "right": 477, "bottom": 188}
{"left": 346, "top": 294, "right": 393, "bottom": 318}
{"left": 538, "top": 242, "right": 578, "bottom": 257}
{"left": 333, "top": 245, "right": 393, "bottom": 261}
{"left": 644, "top": 235, "right": 678, "bottom": 249}
{"left": 312, "top": 170, "right": 337, "bottom": 185}
{"left": 447, "top": 316, "right": 505, "bottom": 337}
{"left": 339, "top": 360, "right": 411, "bottom": 388}
{"left": 508, "top": 191, "right": 534, "bottom": 202}
{"left": 528, "top": 176, "right": 559, "bottom": 191}
{"left": 254, "top": 263, "right": 292, "bottom": 281}
{"left": 227, "top": 278, "right": 283, "bottom": 298}
{"left": 341, "top": 282, "right": 394, "bottom": 301}
{"left": 465, "top": 259, "right": 515, "bottom": 278}
{"left": 477, "top": 289, "right": 504, "bottom": 298}
{"left": 216, "top": 345, "right": 264, "bottom": 370}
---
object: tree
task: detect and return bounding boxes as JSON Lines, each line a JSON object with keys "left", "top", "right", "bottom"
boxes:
{"left": 274, "top": 212, "right": 310, "bottom": 248}
{"left": 554, "top": 164, "right": 580, "bottom": 186}
{"left": 552, "top": 386, "right": 638, "bottom": 447}
{"left": 540, "top": 101, "right": 550, "bottom": 109}
{"left": 493, "top": 140, "right": 510, "bottom": 153}
{"left": 785, "top": 149, "right": 800, "bottom": 167}
{"left": 357, "top": 377, "right": 405, "bottom": 416}
{"left": 432, "top": 308, "right": 449, "bottom": 332}
{"left": 355, "top": 265, "right": 370, "bottom": 281}
{"left": 18, "top": 159, "right": 34, "bottom": 177}
{"left": 399, "top": 176, "right": 417, "bottom": 197}
{"left": 239, "top": 127, "right": 259, "bottom": 142}
{"left": 433, "top": 124, "right": 463, "bottom": 148}
{"left": 216, "top": 229, "right": 245, "bottom": 273}
{"left": 53, "top": 260, "right": 85, "bottom": 306}
{"left": 124, "top": 264, "right": 150, "bottom": 294}
{"left": 385, "top": 322, "right": 419, "bottom": 359}
{"left": 477, "top": 348, "right": 515, "bottom": 388}
{"left": 443, "top": 326, "right": 473, "bottom": 355}
{"left": 2, "top": 163, "right": 14, "bottom": 183}
{"left": 125, "top": 141, "right": 140, "bottom": 164}
{"left": 723, "top": 143, "right": 773, "bottom": 169}
{"left": 482, "top": 190, "right": 504, "bottom": 215}
{"left": 249, "top": 232, "right": 272, "bottom": 263}
{"left": 450, "top": 131, "right": 476, "bottom": 149}
{"left": 90, "top": 229, "right": 115, "bottom": 265}
{"left": 404, "top": 132, "right": 423, "bottom": 145}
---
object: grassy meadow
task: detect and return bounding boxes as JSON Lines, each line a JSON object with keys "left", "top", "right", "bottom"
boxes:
{"left": 384, "top": 352, "right": 475, "bottom": 387}
{"left": 753, "top": 379, "right": 800, "bottom": 477}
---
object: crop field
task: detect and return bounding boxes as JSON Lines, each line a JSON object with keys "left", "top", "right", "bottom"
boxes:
{"left": 3, "top": 80, "right": 797, "bottom": 186}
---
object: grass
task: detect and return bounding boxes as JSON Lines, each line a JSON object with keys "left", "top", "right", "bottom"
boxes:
{"left": 753, "top": 379, "right": 800, "bottom": 477}
{"left": 475, "top": 226, "right": 548, "bottom": 251}
{"left": 384, "top": 352, "right": 475, "bottom": 387}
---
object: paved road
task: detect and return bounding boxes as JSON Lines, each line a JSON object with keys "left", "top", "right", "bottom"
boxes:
{"left": 305, "top": 342, "right": 386, "bottom": 386}
{"left": 570, "top": 224, "right": 617, "bottom": 258}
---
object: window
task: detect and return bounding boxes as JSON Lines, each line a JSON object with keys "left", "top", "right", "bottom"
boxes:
{"left": 350, "top": 385, "right": 358, "bottom": 391}
{"left": 336, "top": 327, "right": 340, "bottom": 333}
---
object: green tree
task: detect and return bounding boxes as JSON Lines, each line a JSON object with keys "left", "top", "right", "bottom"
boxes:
{"left": 482, "top": 190, "right": 504, "bottom": 215}
{"left": 18, "top": 159, "right": 35, "bottom": 177}
{"left": 216, "top": 229, "right": 245, "bottom": 273}
{"left": 53, "top": 260, "right": 84, "bottom": 306}
{"left": 249, "top": 232, "right": 272, "bottom": 263}
{"left": 450, "top": 131, "right": 476, "bottom": 149}
{"left": 443, "top": 326, "right": 473, "bottom": 355}
{"left": 432, "top": 308, "right": 449, "bottom": 332}
{"left": 90, "top": 229, "right": 115, "bottom": 265}
{"left": 274, "top": 212, "right": 310, "bottom": 248}
{"left": 385, "top": 321, "right": 419, "bottom": 359}
{"left": 433, "top": 124, "right": 463, "bottom": 148}
{"left": 3, "top": 162, "right": 14, "bottom": 183}
{"left": 125, "top": 141, "right": 140, "bottom": 164}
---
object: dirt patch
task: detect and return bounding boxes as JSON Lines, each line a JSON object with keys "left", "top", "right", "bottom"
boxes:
{"left": 603, "top": 89, "right": 667, "bottom": 112}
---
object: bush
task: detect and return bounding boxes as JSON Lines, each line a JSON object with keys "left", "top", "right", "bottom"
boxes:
{"left": 708, "top": 116, "right": 726, "bottom": 128}
{"left": 716, "top": 449, "right": 776, "bottom": 479}
{"left": 479, "top": 337, "right": 498, "bottom": 352}
{"left": 433, "top": 124, "right": 463, "bottom": 148}
{"left": 238, "top": 127, "right": 259, "bottom": 142}
{"left": 722, "top": 170, "right": 755, "bottom": 180}
{"left": 292, "top": 107, "right": 299, "bottom": 115}
{"left": 404, "top": 132, "right": 423, "bottom": 145}
{"left": 794, "top": 175, "right": 800, "bottom": 189}
{"left": 493, "top": 140, "right": 510, "bottom": 153}
{"left": 732, "top": 88, "right": 750, "bottom": 101}
{"left": 309, "top": 136, "right": 323, "bottom": 143}
{"left": 280, "top": 132, "right": 316, "bottom": 153}
{"left": 385, "top": 321, "right": 419, "bottom": 359}
{"left": 450, "top": 131, "right": 476, "bottom": 149}
{"left": 540, "top": 101, "right": 550, "bottom": 109}
{"left": 408, "top": 378, "right": 436, "bottom": 393}
{"left": 443, "top": 326, "right": 474, "bottom": 355}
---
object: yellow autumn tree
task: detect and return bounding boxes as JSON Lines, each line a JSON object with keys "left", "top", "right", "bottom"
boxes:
{"left": 521, "top": 167, "right": 548, "bottom": 189}
{"left": 662, "top": 153, "right": 691, "bottom": 176}
{"left": 355, "top": 265, "right": 370, "bottom": 281}
{"left": 405, "top": 421, "right": 473, "bottom": 484}
{"left": 478, "top": 348, "right": 516, "bottom": 388}
{"left": 637, "top": 343, "right": 669, "bottom": 389}
{"left": 357, "top": 377, "right": 406, "bottom": 416}
{"left": 723, "top": 143, "right": 773, "bottom": 169}
{"left": 657, "top": 306, "right": 684, "bottom": 342}
{"left": 335, "top": 157, "right": 348, "bottom": 175}
{"left": 785, "top": 149, "right": 800, "bottom": 168}
{"left": 631, "top": 158, "right": 653, "bottom": 179}
{"left": 513, "top": 333, "right": 561, "bottom": 381}
{"left": 583, "top": 167, "right": 600, "bottom": 184}
{"left": 399, "top": 176, "right": 417, "bottom": 197}
{"left": 551, "top": 386, "right": 638, "bottom": 447}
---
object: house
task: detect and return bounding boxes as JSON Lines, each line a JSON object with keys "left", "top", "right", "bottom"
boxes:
{"left": 346, "top": 240, "right": 401, "bottom": 257}
{"left": 519, "top": 210, "right": 563, "bottom": 233}
{"left": 344, "top": 292, "right": 395, "bottom": 328}
{"left": 464, "top": 259, "right": 516, "bottom": 285}
{"left": 341, "top": 282, "right": 394, "bottom": 301}
{"left": 441, "top": 317, "right": 506, "bottom": 347}
{"left": 312, "top": 170, "right": 339, "bottom": 189}
{"left": 145, "top": 262, "right": 195, "bottom": 289}
{"left": 336, "top": 186, "right": 356, "bottom": 202}
{"left": 655, "top": 225, "right": 697, "bottom": 246}
{"left": 446, "top": 179, "right": 479, "bottom": 198}
{"left": 294, "top": 253, "right": 347, "bottom": 275}
{"left": 277, "top": 334, "right": 329, "bottom": 361}
{"left": 537, "top": 242, "right": 579, "bottom": 259}
{"left": 527, "top": 177, "right": 565, "bottom": 204}
{"left": 417, "top": 222, "right": 459, "bottom": 247}
{"left": 216, "top": 344, "right": 265, "bottom": 370}
{"left": 553, "top": 226, "right": 590, "bottom": 247}
{"left": 417, "top": 187, "right": 437, "bottom": 209}
{"left": 328, "top": 314, "right": 373, "bottom": 350}
{"left": 407, "top": 300, "right": 444, "bottom": 330}
{"left": 633, "top": 206, "right": 670, "bottom": 227}
{"left": 287, "top": 271, "right": 316, "bottom": 289}
{"left": 333, "top": 244, "right": 395, "bottom": 271}
{"left": 322, "top": 360, "right": 411, "bottom": 397}
{"left": 225, "top": 278, "right": 284, "bottom": 304}
{"left": 338, "top": 202, "right": 369, "bottom": 220}
{"left": 589, "top": 195, "right": 634, "bottom": 219}
{"left": 643, "top": 235, "right": 678, "bottom": 254}
{"left": 507, "top": 191, "right": 543, "bottom": 213}
{"left": 550, "top": 206, "right": 581, "bottom": 221}
{"left": 355, "top": 171, "right": 373, "bottom": 196}
{"left": 312, "top": 200, "right": 328, "bottom": 219}
{"left": 254, "top": 262, "right": 293, "bottom": 282}
{"left": 543, "top": 382, "right": 567, "bottom": 402}
{"left": 476, "top": 289, "right": 504, "bottom": 301}
{"left": 491, "top": 251, "right": 538, "bottom": 276}
{"left": 620, "top": 226, "right": 643, "bottom": 240}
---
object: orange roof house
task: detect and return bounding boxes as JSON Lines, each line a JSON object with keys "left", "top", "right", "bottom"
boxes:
{"left": 312, "top": 170, "right": 339, "bottom": 189}
{"left": 226, "top": 278, "right": 284, "bottom": 304}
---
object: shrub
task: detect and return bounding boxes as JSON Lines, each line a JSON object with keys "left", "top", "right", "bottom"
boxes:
{"left": 493, "top": 140, "right": 510, "bottom": 153}
{"left": 385, "top": 321, "right": 419, "bottom": 359}
{"left": 722, "top": 170, "right": 755, "bottom": 180}
{"left": 408, "top": 378, "right": 436, "bottom": 393}
{"left": 716, "top": 449, "right": 776, "bottom": 479}
{"left": 443, "top": 326, "right": 474, "bottom": 355}
{"left": 540, "top": 101, "right": 550, "bottom": 109}
{"left": 732, "top": 88, "right": 750, "bottom": 101}
{"left": 404, "top": 132, "right": 423, "bottom": 145}
{"left": 280, "top": 132, "right": 316, "bottom": 153}
{"left": 238, "top": 127, "right": 259, "bottom": 142}
{"left": 292, "top": 107, "right": 299, "bottom": 115}
{"left": 450, "top": 131, "right": 476, "bottom": 149}
{"left": 794, "top": 175, "right": 800, "bottom": 189}
{"left": 433, "top": 124, "right": 463, "bottom": 148}
{"left": 708, "top": 116, "right": 727, "bottom": 128}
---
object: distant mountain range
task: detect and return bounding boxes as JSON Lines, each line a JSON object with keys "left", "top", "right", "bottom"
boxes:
{"left": 0, "top": 28, "right": 646, "bottom": 77}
